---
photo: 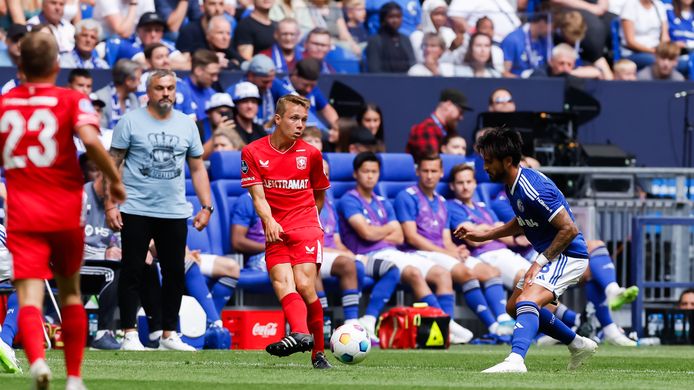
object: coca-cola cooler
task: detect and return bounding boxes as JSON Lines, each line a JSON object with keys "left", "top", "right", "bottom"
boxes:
{"left": 221, "top": 310, "right": 285, "bottom": 350}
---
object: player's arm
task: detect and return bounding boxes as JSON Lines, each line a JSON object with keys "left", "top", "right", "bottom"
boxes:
{"left": 382, "top": 221, "right": 403, "bottom": 245}
{"left": 455, "top": 218, "right": 523, "bottom": 242}
{"left": 248, "top": 185, "right": 284, "bottom": 243}
{"left": 188, "top": 155, "right": 212, "bottom": 231}
{"left": 231, "top": 224, "right": 266, "bottom": 253}
{"left": 314, "top": 189, "right": 326, "bottom": 213}
{"left": 346, "top": 214, "right": 394, "bottom": 242}
{"left": 455, "top": 222, "right": 493, "bottom": 247}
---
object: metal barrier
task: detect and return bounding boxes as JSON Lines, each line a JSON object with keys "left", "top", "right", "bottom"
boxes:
{"left": 631, "top": 216, "right": 694, "bottom": 336}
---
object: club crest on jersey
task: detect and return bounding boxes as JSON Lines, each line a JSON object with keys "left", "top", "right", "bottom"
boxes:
{"left": 296, "top": 156, "right": 307, "bottom": 170}
{"left": 241, "top": 160, "right": 249, "bottom": 174}
{"left": 516, "top": 199, "right": 524, "bottom": 212}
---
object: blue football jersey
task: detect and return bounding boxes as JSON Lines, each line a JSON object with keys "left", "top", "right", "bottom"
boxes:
{"left": 506, "top": 167, "right": 588, "bottom": 258}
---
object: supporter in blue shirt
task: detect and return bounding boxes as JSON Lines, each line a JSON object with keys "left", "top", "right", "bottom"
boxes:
{"left": 226, "top": 54, "right": 277, "bottom": 126}
{"left": 185, "top": 49, "right": 222, "bottom": 121}
{"left": 366, "top": 0, "right": 421, "bottom": 36}
{"left": 0, "top": 24, "right": 27, "bottom": 69}
{"left": 500, "top": 14, "right": 550, "bottom": 77}
{"left": 667, "top": 0, "right": 694, "bottom": 51}
{"left": 60, "top": 19, "right": 109, "bottom": 70}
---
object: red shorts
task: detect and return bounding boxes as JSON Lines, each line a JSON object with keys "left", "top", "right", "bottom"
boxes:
{"left": 265, "top": 226, "right": 324, "bottom": 271}
{"left": 8, "top": 228, "right": 85, "bottom": 280}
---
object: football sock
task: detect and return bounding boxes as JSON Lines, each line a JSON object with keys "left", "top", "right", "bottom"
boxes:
{"left": 355, "top": 261, "right": 366, "bottom": 291}
{"left": 482, "top": 277, "right": 508, "bottom": 318}
{"left": 364, "top": 267, "right": 399, "bottom": 318}
{"left": 342, "top": 289, "right": 360, "bottom": 321}
{"left": 185, "top": 264, "right": 220, "bottom": 323}
{"left": 317, "top": 290, "right": 328, "bottom": 309}
{"left": 61, "top": 304, "right": 86, "bottom": 377}
{"left": 211, "top": 277, "right": 237, "bottom": 314}
{"left": 556, "top": 303, "right": 580, "bottom": 327}
{"left": 511, "top": 301, "right": 540, "bottom": 358}
{"left": 538, "top": 307, "right": 576, "bottom": 345}
{"left": 589, "top": 246, "right": 617, "bottom": 291}
{"left": 587, "top": 279, "right": 613, "bottom": 326}
{"left": 462, "top": 280, "right": 496, "bottom": 329}
{"left": 307, "top": 299, "right": 324, "bottom": 359}
{"left": 18, "top": 305, "right": 45, "bottom": 365}
{"left": 435, "top": 294, "right": 455, "bottom": 318}
{"left": 0, "top": 292, "right": 18, "bottom": 345}
{"left": 280, "top": 292, "right": 309, "bottom": 334}
{"left": 421, "top": 294, "right": 441, "bottom": 309}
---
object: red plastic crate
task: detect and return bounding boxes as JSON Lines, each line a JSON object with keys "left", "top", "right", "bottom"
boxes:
{"left": 222, "top": 310, "right": 285, "bottom": 350}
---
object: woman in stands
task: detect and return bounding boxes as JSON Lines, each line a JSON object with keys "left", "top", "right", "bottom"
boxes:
{"left": 455, "top": 33, "right": 501, "bottom": 78}
{"left": 408, "top": 32, "right": 455, "bottom": 77}
{"left": 620, "top": 0, "right": 670, "bottom": 69}
{"left": 409, "top": 0, "right": 455, "bottom": 64}
{"left": 357, "top": 103, "right": 385, "bottom": 151}
{"left": 667, "top": 0, "right": 694, "bottom": 55}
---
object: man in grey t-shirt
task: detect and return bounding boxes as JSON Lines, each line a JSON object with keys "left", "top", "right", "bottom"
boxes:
{"left": 637, "top": 42, "right": 685, "bottom": 81}
{"left": 106, "top": 69, "right": 213, "bottom": 351}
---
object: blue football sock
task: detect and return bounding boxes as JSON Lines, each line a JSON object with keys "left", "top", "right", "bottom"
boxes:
{"left": 462, "top": 280, "right": 496, "bottom": 329}
{"left": 355, "top": 261, "right": 366, "bottom": 291}
{"left": 539, "top": 307, "right": 577, "bottom": 345}
{"left": 421, "top": 294, "right": 441, "bottom": 309}
{"left": 511, "top": 301, "right": 540, "bottom": 358}
{"left": 586, "top": 279, "right": 613, "bottom": 326}
{"left": 185, "top": 263, "right": 220, "bottom": 323}
{"left": 0, "top": 292, "right": 18, "bottom": 346}
{"left": 555, "top": 303, "right": 580, "bottom": 327}
{"left": 589, "top": 246, "right": 617, "bottom": 290}
{"left": 435, "top": 294, "right": 455, "bottom": 318}
{"left": 211, "top": 276, "right": 237, "bottom": 315}
{"left": 483, "top": 277, "right": 508, "bottom": 319}
{"left": 364, "top": 267, "right": 399, "bottom": 318}
{"left": 342, "top": 289, "right": 360, "bottom": 320}
{"left": 317, "top": 290, "right": 328, "bottom": 309}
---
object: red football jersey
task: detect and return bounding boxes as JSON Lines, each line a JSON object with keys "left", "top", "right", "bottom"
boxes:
{"left": 241, "top": 136, "right": 330, "bottom": 232}
{"left": 0, "top": 84, "right": 100, "bottom": 232}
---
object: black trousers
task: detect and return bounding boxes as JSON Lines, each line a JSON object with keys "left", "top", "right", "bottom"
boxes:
{"left": 118, "top": 213, "right": 187, "bottom": 330}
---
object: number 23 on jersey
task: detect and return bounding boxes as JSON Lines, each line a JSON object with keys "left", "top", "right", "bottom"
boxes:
{"left": 0, "top": 109, "right": 58, "bottom": 169}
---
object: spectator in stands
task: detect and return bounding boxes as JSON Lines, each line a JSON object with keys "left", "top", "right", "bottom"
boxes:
{"left": 447, "top": 0, "right": 520, "bottom": 43}
{"left": 302, "top": 28, "right": 337, "bottom": 74}
{"left": 60, "top": 19, "right": 109, "bottom": 69}
{"left": 138, "top": 43, "right": 196, "bottom": 118}
{"left": 72, "top": 93, "right": 113, "bottom": 152}
{"left": 668, "top": 0, "right": 694, "bottom": 52}
{"left": 474, "top": 16, "right": 505, "bottom": 74}
{"left": 553, "top": 10, "right": 614, "bottom": 80}
{"left": 93, "top": 0, "right": 156, "bottom": 39}
{"left": 366, "top": 0, "right": 421, "bottom": 37}
{"left": 230, "top": 81, "right": 268, "bottom": 144}
{"left": 620, "top": 0, "right": 669, "bottom": 69}
{"left": 271, "top": 58, "right": 339, "bottom": 129}
{"left": 357, "top": 103, "right": 385, "bottom": 150}
{"left": 637, "top": 41, "right": 685, "bottom": 81}
{"left": 0, "top": 24, "right": 27, "bottom": 68}
{"left": 6, "top": 0, "right": 42, "bottom": 24}
{"left": 613, "top": 58, "right": 638, "bottom": 80}
{"left": 410, "top": 0, "right": 455, "bottom": 64}
{"left": 226, "top": 54, "right": 277, "bottom": 126}
{"left": 406, "top": 88, "right": 471, "bottom": 162}
{"left": 678, "top": 288, "right": 694, "bottom": 309}
{"left": 234, "top": 0, "right": 277, "bottom": 60}
{"left": 176, "top": 0, "right": 226, "bottom": 55}
{"left": 334, "top": 117, "right": 360, "bottom": 152}
{"left": 488, "top": 88, "right": 516, "bottom": 113}
{"left": 455, "top": 32, "right": 501, "bottom": 78}
{"left": 500, "top": 13, "right": 550, "bottom": 78}
{"left": 198, "top": 92, "right": 239, "bottom": 158}
{"left": 212, "top": 129, "right": 246, "bottom": 152}
{"left": 27, "top": 0, "right": 75, "bottom": 54}
{"left": 296, "top": 0, "right": 357, "bottom": 52}
{"left": 269, "top": 0, "right": 309, "bottom": 23}
{"left": 155, "top": 0, "right": 204, "bottom": 35}
{"left": 408, "top": 33, "right": 455, "bottom": 77}
{"left": 259, "top": 18, "right": 301, "bottom": 73}
{"left": 365, "top": 2, "right": 416, "bottom": 73}
{"left": 440, "top": 133, "right": 466, "bottom": 156}
{"left": 301, "top": 126, "right": 324, "bottom": 151}
{"left": 185, "top": 49, "right": 221, "bottom": 121}
{"left": 347, "top": 126, "right": 378, "bottom": 153}
{"left": 344, "top": 0, "right": 369, "bottom": 46}
{"left": 206, "top": 15, "right": 244, "bottom": 70}
{"left": 66, "top": 68, "right": 93, "bottom": 95}
{"left": 94, "top": 59, "right": 143, "bottom": 129}
{"left": 530, "top": 43, "right": 604, "bottom": 79}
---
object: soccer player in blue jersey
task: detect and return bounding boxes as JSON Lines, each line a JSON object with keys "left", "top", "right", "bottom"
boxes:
{"left": 455, "top": 128, "right": 597, "bottom": 373}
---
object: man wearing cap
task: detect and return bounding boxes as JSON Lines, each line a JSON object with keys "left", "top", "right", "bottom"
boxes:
{"left": 27, "top": 0, "right": 75, "bottom": 54}
{"left": 60, "top": 19, "right": 110, "bottom": 69}
{"left": 406, "top": 88, "right": 471, "bottom": 162}
{"left": 225, "top": 54, "right": 277, "bottom": 126}
{"left": 205, "top": 15, "right": 243, "bottom": 70}
{"left": 231, "top": 82, "right": 267, "bottom": 145}
{"left": 176, "top": 0, "right": 226, "bottom": 56}
{"left": 197, "top": 92, "right": 238, "bottom": 158}
{"left": 271, "top": 58, "right": 339, "bottom": 130}
{"left": 259, "top": 18, "right": 301, "bottom": 74}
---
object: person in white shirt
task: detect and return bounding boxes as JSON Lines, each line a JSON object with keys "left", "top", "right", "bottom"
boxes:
{"left": 408, "top": 32, "right": 455, "bottom": 76}
{"left": 620, "top": 0, "right": 669, "bottom": 69}
{"left": 93, "top": 0, "right": 156, "bottom": 39}
{"left": 447, "top": 0, "right": 520, "bottom": 43}
{"left": 27, "top": 0, "right": 75, "bottom": 54}
{"left": 410, "top": 0, "right": 456, "bottom": 64}
{"left": 455, "top": 32, "right": 502, "bottom": 78}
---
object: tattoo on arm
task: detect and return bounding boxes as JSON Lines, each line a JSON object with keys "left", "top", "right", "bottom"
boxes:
{"left": 109, "top": 148, "right": 126, "bottom": 168}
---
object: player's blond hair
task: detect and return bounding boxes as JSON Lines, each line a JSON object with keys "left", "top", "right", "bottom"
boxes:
{"left": 275, "top": 94, "right": 310, "bottom": 117}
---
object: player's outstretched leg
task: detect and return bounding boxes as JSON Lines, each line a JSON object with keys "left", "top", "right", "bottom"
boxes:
{"left": 0, "top": 292, "right": 21, "bottom": 373}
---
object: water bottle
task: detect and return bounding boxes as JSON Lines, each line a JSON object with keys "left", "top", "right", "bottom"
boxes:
{"left": 637, "top": 337, "right": 661, "bottom": 346}
{"left": 674, "top": 314, "right": 684, "bottom": 340}
{"left": 323, "top": 316, "right": 332, "bottom": 345}
{"left": 88, "top": 313, "right": 98, "bottom": 339}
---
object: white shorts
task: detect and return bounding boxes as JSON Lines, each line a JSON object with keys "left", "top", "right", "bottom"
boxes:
{"left": 413, "top": 250, "right": 482, "bottom": 271}
{"left": 516, "top": 254, "right": 588, "bottom": 298}
{"left": 478, "top": 248, "right": 531, "bottom": 289}
{"left": 319, "top": 252, "right": 341, "bottom": 278}
{"left": 367, "top": 248, "right": 436, "bottom": 279}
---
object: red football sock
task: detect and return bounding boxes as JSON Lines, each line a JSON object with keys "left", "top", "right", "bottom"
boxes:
{"left": 18, "top": 305, "right": 45, "bottom": 365}
{"left": 307, "top": 299, "right": 324, "bottom": 359}
{"left": 60, "top": 304, "right": 86, "bottom": 377}
{"left": 281, "top": 292, "right": 309, "bottom": 334}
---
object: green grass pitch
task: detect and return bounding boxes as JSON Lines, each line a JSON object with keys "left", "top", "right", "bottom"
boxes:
{"left": 2, "top": 345, "right": 693, "bottom": 389}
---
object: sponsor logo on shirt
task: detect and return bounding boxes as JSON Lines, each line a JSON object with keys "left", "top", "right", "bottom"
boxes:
{"left": 536, "top": 197, "right": 552, "bottom": 212}
{"left": 296, "top": 156, "right": 307, "bottom": 170}
{"left": 259, "top": 159, "right": 269, "bottom": 168}
{"left": 263, "top": 179, "right": 309, "bottom": 190}
{"left": 241, "top": 176, "right": 256, "bottom": 182}
{"left": 516, "top": 199, "right": 524, "bottom": 212}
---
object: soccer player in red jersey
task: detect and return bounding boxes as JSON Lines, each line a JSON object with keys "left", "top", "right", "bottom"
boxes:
{"left": 0, "top": 32, "right": 125, "bottom": 389}
{"left": 241, "top": 94, "right": 332, "bottom": 368}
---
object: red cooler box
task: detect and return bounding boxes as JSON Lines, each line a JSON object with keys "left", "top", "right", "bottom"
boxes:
{"left": 222, "top": 310, "right": 285, "bottom": 350}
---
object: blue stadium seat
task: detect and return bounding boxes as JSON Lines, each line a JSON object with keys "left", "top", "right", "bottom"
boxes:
{"left": 440, "top": 154, "right": 470, "bottom": 183}
{"left": 325, "top": 45, "right": 361, "bottom": 74}
{"left": 470, "top": 154, "right": 490, "bottom": 183}
{"left": 331, "top": 181, "right": 356, "bottom": 199}
{"left": 377, "top": 181, "right": 416, "bottom": 200}
{"left": 211, "top": 180, "right": 248, "bottom": 254}
{"left": 477, "top": 182, "right": 504, "bottom": 206}
{"left": 436, "top": 182, "right": 452, "bottom": 199}
{"left": 209, "top": 151, "right": 242, "bottom": 181}
{"left": 324, "top": 153, "right": 356, "bottom": 181}
{"left": 378, "top": 153, "right": 416, "bottom": 181}
{"left": 186, "top": 189, "right": 224, "bottom": 255}
{"left": 611, "top": 18, "right": 622, "bottom": 61}
{"left": 526, "top": 0, "right": 541, "bottom": 13}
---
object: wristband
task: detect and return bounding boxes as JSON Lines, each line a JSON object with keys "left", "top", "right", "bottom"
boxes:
{"left": 535, "top": 253, "right": 550, "bottom": 267}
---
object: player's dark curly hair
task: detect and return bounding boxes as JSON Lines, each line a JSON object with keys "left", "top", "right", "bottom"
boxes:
{"left": 475, "top": 127, "right": 523, "bottom": 166}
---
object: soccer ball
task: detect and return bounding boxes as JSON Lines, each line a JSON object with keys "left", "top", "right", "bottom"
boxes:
{"left": 330, "top": 323, "right": 371, "bottom": 364}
